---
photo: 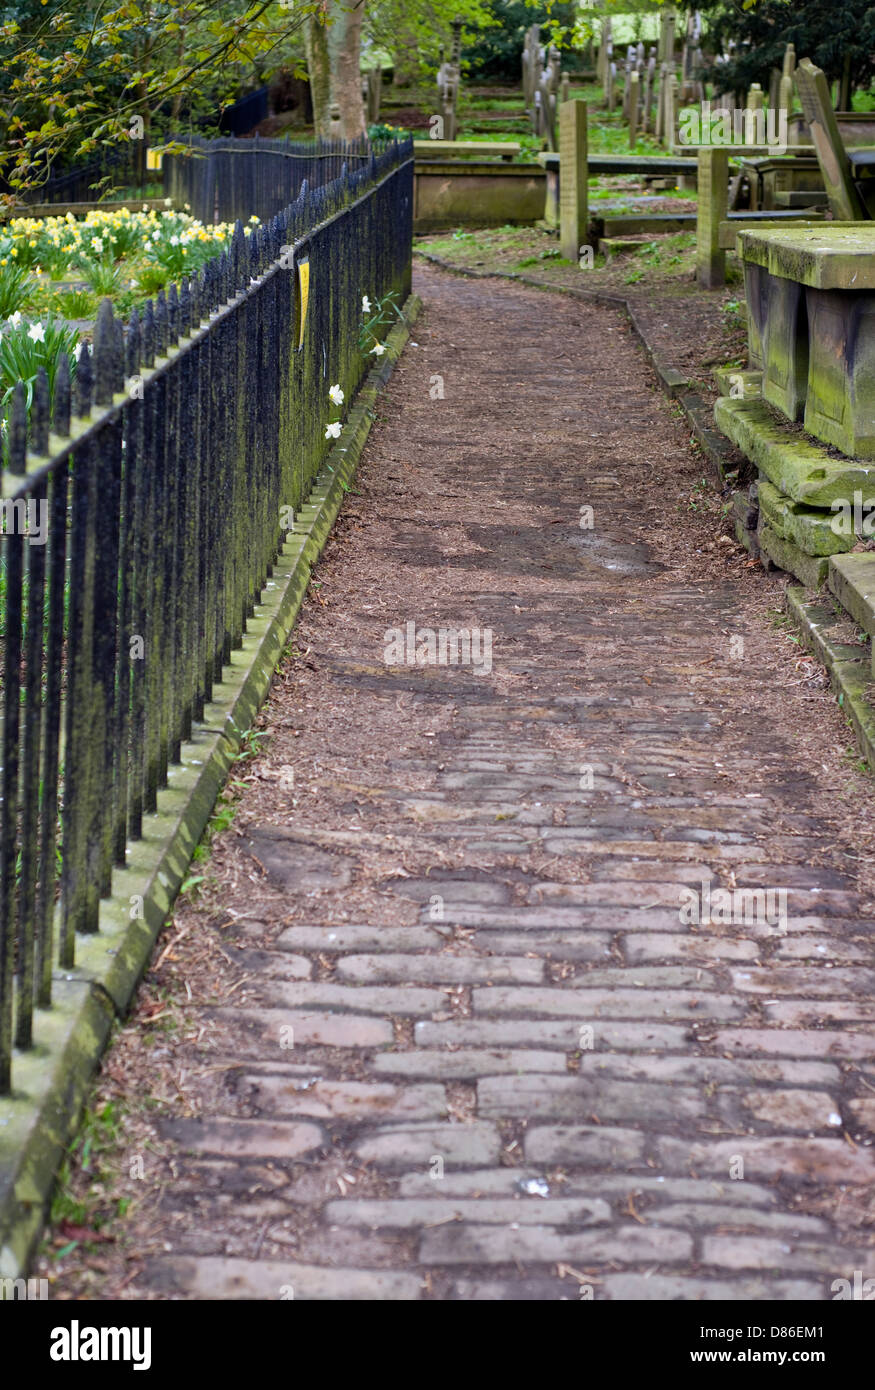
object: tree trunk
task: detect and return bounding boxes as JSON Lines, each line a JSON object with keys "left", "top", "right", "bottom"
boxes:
{"left": 305, "top": 17, "right": 332, "bottom": 139}
{"left": 306, "top": 4, "right": 366, "bottom": 140}
{"left": 327, "top": 0, "right": 367, "bottom": 139}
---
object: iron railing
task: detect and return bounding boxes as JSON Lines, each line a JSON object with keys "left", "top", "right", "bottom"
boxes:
{"left": 163, "top": 134, "right": 382, "bottom": 224}
{"left": 0, "top": 138, "right": 413, "bottom": 1091}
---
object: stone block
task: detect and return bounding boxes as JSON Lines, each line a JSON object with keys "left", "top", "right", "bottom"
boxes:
{"left": 757, "top": 478, "right": 854, "bottom": 556}
{"left": 715, "top": 396, "right": 875, "bottom": 506}
{"left": 805, "top": 286, "right": 875, "bottom": 458}
{"left": 828, "top": 551, "right": 875, "bottom": 639}
{"left": 758, "top": 522, "right": 830, "bottom": 588}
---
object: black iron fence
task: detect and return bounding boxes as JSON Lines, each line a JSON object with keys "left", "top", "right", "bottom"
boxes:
{"left": 0, "top": 138, "right": 413, "bottom": 1091}
{"left": 163, "top": 134, "right": 381, "bottom": 224}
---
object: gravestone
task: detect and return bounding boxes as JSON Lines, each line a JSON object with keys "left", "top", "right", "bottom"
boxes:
{"left": 559, "top": 99, "right": 588, "bottom": 262}
{"left": 364, "top": 68, "right": 382, "bottom": 125}
{"left": 795, "top": 57, "right": 866, "bottom": 220}
{"left": 629, "top": 71, "right": 640, "bottom": 148}
{"left": 644, "top": 54, "right": 656, "bottom": 134}
{"left": 779, "top": 43, "right": 796, "bottom": 120}
{"left": 608, "top": 61, "right": 617, "bottom": 114}
{"left": 697, "top": 146, "right": 729, "bottom": 287}
{"left": 655, "top": 62, "right": 668, "bottom": 142}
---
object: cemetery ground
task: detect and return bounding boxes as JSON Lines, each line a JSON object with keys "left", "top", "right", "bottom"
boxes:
{"left": 35, "top": 263, "right": 875, "bottom": 1301}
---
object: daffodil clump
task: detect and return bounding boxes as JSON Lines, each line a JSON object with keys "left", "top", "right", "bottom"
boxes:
{"left": 0, "top": 206, "right": 260, "bottom": 325}
{"left": 359, "top": 289, "right": 401, "bottom": 359}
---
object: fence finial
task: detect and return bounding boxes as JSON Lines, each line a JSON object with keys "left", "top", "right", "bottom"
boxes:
{"left": 74, "top": 343, "right": 93, "bottom": 418}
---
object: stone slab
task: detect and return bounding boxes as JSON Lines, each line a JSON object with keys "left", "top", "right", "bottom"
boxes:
{"left": 715, "top": 395, "right": 875, "bottom": 505}
{"left": 828, "top": 552, "right": 875, "bottom": 636}
{"left": 757, "top": 478, "right": 854, "bottom": 556}
{"left": 759, "top": 523, "right": 830, "bottom": 587}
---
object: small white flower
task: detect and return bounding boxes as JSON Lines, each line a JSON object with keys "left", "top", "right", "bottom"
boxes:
{"left": 28, "top": 323, "right": 46, "bottom": 343}
{"left": 90, "top": 236, "right": 104, "bottom": 254}
{"left": 73, "top": 343, "right": 83, "bottom": 360}
{"left": 325, "top": 421, "right": 342, "bottom": 439}
{"left": 328, "top": 383, "right": 344, "bottom": 406}
{"left": 8, "top": 311, "right": 22, "bottom": 328}
{"left": 370, "top": 342, "right": 387, "bottom": 356}
{"left": 361, "top": 295, "right": 371, "bottom": 313}
{"left": 170, "top": 235, "right": 180, "bottom": 246}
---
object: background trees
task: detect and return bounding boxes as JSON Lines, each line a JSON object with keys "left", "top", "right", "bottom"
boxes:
{"left": 695, "top": 0, "right": 875, "bottom": 107}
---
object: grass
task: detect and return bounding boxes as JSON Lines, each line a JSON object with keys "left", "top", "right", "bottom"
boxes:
{"left": 48, "top": 1100, "right": 131, "bottom": 1254}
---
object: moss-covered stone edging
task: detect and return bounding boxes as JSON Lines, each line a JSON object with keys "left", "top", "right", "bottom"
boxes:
{"left": 0, "top": 293, "right": 422, "bottom": 1283}
{"left": 785, "top": 586, "right": 875, "bottom": 769}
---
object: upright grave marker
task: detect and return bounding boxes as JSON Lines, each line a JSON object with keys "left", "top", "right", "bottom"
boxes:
{"left": 629, "top": 71, "right": 640, "bottom": 148}
{"left": 560, "top": 99, "right": 588, "bottom": 263}
{"left": 697, "top": 146, "right": 729, "bottom": 287}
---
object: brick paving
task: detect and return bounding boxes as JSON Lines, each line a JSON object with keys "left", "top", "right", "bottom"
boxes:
{"left": 133, "top": 265, "right": 874, "bottom": 1300}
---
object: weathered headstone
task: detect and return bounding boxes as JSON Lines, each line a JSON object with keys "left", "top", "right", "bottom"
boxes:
{"left": 795, "top": 56, "right": 866, "bottom": 220}
{"left": 364, "top": 67, "right": 382, "bottom": 125}
{"left": 658, "top": 11, "right": 676, "bottom": 66}
{"left": 655, "top": 61, "right": 668, "bottom": 142}
{"left": 560, "top": 72, "right": 570, "bottom": 107}
{"left": 779, "top": 43, "right": 796, "bottom": 120}
{"left": 697, "top": 146, "right": 729, "bottom": 288}
{"left": 644, "top": 55, "right": 656, "bottom": 134}
{"left": 559, "top": 98, "right": 588, "bottom": 263}
{"left": 629, "top": 71, "right": 640, "bottom": 148}
{"left": 607, "top": 61, "right": 617, "bottom": 115}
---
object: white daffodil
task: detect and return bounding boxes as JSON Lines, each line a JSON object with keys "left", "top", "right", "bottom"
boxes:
{"left": 8, "top": 311, "right": 22, "bottom": 328}
{"left": 328, "top": 383, "right": 344, "bottom": 406}
{"left": 91, "top": 236, "right": 104, "bottom": 254}
{"left": 370, "top": 342, "right": 387, "bottom": 356}
{"left": 361, "top": 295, "right": 371, "bottom": 313}
{"left": 325, "top": 421, "right": 342, "bottom": 439}
{"left": 28, "top": 323, "right": 45, "bottom": 343}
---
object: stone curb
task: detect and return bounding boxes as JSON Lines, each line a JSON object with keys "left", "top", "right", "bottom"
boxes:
{"left": 0, "top": 293, "right": 422, "bottom": 1282}
{"left": 785, "top": 586, "right": 875, "bottom": 770}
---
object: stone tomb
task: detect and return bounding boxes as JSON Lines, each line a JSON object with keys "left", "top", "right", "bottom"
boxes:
{"left": 739, "top": 225, "right": 875, "bottom": 457}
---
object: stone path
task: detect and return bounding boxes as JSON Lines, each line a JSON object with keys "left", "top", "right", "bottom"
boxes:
{"left": 100, "top": 265, "right": 875, "bottom": 1299}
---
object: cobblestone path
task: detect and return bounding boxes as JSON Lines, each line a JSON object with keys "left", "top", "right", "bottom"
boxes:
{"left": 116, "top": 266, "right": 875, "bottom": 1299}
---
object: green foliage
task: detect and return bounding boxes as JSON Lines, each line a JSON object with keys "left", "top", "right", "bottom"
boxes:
{"left": 0, "top": 263, "right": 35, "bottom": 319}
{"left": 0, "top": 3, "right": 321, "bottom": 200}
{"left": 74, "top": 254, "right": 125, "bottom": 298}
{"left": 463, "top": 2, "right": 583, "bottom": 81}
{"left": 367, "top": 122, "right": 412, "bottom": 141}
{"left": 0, "top": 315, "right": 79, "bottom": 412}
{"left": 358, "top": 288, "right": 403, "bottom": 356}
{"left": 696, "top": 0, "right": 875, "bottom": 96}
